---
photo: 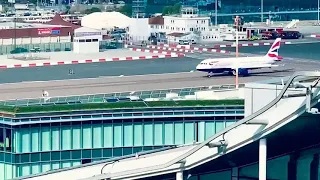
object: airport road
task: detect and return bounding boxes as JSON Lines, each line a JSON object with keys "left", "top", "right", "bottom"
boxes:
{"left": 0, "top": 65, "right": 308, "bottom": 100}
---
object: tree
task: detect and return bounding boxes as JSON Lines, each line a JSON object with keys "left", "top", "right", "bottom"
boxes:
{"left": 2, "top": 6, "right": 9, "bottom": 13}
{"left": 162, "top": 4, "right": 181, "bottom": 15}
{"left": 84, "top": 7, "right": 102, "bottom": 15}
{"left": 118, "top": 5, "right": 132, "bottom": 17}
{"left": 65, "top": 5, "right": 71, "bottom": 14}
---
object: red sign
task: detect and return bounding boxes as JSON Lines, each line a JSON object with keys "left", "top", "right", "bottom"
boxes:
{"left": 38, "top": 28, "right": 51, "bottom": 35}
{"left": 38, "top": 27, "right": 61, "bottom": 35}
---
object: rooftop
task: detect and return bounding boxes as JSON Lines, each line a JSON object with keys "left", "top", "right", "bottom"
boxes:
{"left": 0, "top": 22, "right": 69, "bottom": 29}
{"left": 0, "top": 84, "right": 244, "bottom": 115}
{"left": 148, "top": 16, "right": 164, "bottom": 25}
{"left": 0, "top": 99, "right": 244, "bottom": 115}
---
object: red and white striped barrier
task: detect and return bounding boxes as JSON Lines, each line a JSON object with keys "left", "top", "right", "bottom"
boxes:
{"left": 310, "top": 34, "right": 320, "bottom": 38}
{"left": 160, "top": 41, "right": 292, "bottom": 49}
{"left": 190, "top": 47, "right": 230, "bottom": 54}
{"left": 147, "top": 45, "right": 194, "bottom": 53}
{"left": 0, "top": 54, "right": 185, "bottom": 69}
{"left": 128, "top": 48, "right": 185, "bottom": 57}
{"left": 148, "top": 45, "right": 230, "bottom": 54}
{"left": 129, "top": 47, "right": 174, "bottom": 54}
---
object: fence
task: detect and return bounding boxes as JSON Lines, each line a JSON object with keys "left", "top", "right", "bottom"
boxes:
{"left": 0, "top": 84, "right": 244, "bottom": 107}
{"left": 0, "top": 41, "right": 124, "bottom": 55}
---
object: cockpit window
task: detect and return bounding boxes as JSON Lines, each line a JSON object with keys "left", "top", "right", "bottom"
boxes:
{"left": 209, "top": 61, "right": 218, "bottom": 65}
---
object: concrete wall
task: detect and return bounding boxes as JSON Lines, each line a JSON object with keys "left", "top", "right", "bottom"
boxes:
{"left": 73, "top": 41, "right": 100, "bottom": 53}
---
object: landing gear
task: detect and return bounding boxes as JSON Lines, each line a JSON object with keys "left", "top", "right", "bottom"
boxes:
{"left": 69, "top": 69, "right": 75, "bottom": 75}
{"left": 227, "top": 71, "right": 234, "bottom": 76}
{"left": 232, "top": 70, "right": 237, "bottom": 76}
{"left": 207, "top": 72, "right": 214, "bottom": 77}
{"left": 231, "top": 69, "right": 249, "bottom": 76}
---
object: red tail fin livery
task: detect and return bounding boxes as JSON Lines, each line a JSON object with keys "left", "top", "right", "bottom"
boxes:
{"left": 265, "top": 38, "right": 283, "bottom": 61}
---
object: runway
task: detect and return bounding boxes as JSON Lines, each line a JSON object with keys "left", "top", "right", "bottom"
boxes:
{"left": 0, "top": 57, "right": 202, "bottom": 84}
{"left": 0, "top": 69, "right": 298, "bottom": 100}
{"left": 0, "top": 42, "right": 319, "bottom": 100}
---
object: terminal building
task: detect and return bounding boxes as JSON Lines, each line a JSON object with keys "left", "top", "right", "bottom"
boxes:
{"left": 0, "top": 85, "right": 244, "bottom": 180}
{"left": 8, "top": 71, "right": 320, "bottom": 180}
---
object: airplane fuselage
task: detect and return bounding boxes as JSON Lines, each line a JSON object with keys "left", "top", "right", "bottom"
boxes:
{"left": 196, "top": 56, "right": 275, "bottom": 73}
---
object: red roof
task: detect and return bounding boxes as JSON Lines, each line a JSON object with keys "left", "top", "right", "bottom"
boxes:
{"left": 148, "top": 16, "right": 164, "bottom": 25}
{"left": 46, "top": 14, "right": 81, "bottom": 30}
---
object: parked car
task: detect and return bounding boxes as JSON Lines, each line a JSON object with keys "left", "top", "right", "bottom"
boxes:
{"left": 278, "top": 31, "right": 301, "bottom": 39}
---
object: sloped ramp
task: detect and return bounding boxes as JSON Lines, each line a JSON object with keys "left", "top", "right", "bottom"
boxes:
{"left": 87, "top": 72, "right": 320, "bottom": 180}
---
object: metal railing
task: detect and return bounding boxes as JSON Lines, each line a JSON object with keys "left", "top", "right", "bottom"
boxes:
{"left": 6, "top": 109, "right": 244, "bottom": 125}
{"left": 0, "top": 84, "right": 244, "bottom": 107}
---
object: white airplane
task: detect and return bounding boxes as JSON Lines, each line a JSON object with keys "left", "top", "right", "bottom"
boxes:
{"left": 196, "top": 38, "right": 283, "bottom": 77}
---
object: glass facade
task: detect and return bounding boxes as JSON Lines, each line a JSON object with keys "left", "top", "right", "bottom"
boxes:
{"left": 0, "top": 106, "right": 244, "bottom": 180}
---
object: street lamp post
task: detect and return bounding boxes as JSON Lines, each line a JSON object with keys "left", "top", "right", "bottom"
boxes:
{"left": 318, "top": 0, "right": 320, "bottom": 24}
{"left": 11, "top": 2, "right": 17, "bottom": 50}
{"left": 14, "top": 14, "right": 17, "bottom": 50}
{"left": 261, "top": 0, "right": 264, "bottom": 22}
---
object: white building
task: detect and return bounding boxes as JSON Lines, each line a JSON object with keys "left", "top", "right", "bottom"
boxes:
{"left": 73, "top": 27, "right": 102, "bottom": 54}
{"left": 127, "top": 18, "right": 151, "bottom": 42}
{"left": 148, "top": 7, "right": 227, "bottom": 43}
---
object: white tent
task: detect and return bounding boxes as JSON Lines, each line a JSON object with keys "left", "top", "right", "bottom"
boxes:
{"left": 81, "top": 12, "right": 131, "bottom": 30}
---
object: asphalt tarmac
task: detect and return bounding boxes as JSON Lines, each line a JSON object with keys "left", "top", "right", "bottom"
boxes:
{"left": 0, "top": 70, "right": 298, "bottom": 100}
{"left": 0, "top": 41, "right": 319, "bottom": 100}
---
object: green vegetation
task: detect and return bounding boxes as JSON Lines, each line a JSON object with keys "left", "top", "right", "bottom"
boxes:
{"left": 84, "top": 7, "right": 102, "bottom": 14}
{"left": 0, "top": 100, "right": 244, "bottom": 114}
{"left": 162, "top": 4, "right": 181, "bottom": 15}
{"left": 118, "top": 5, "right": 132, "bottom": 16}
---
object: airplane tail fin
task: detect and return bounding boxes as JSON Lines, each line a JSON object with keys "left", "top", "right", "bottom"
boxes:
{"left": 265, "top": 38, "right": 283, "bottom": 61}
